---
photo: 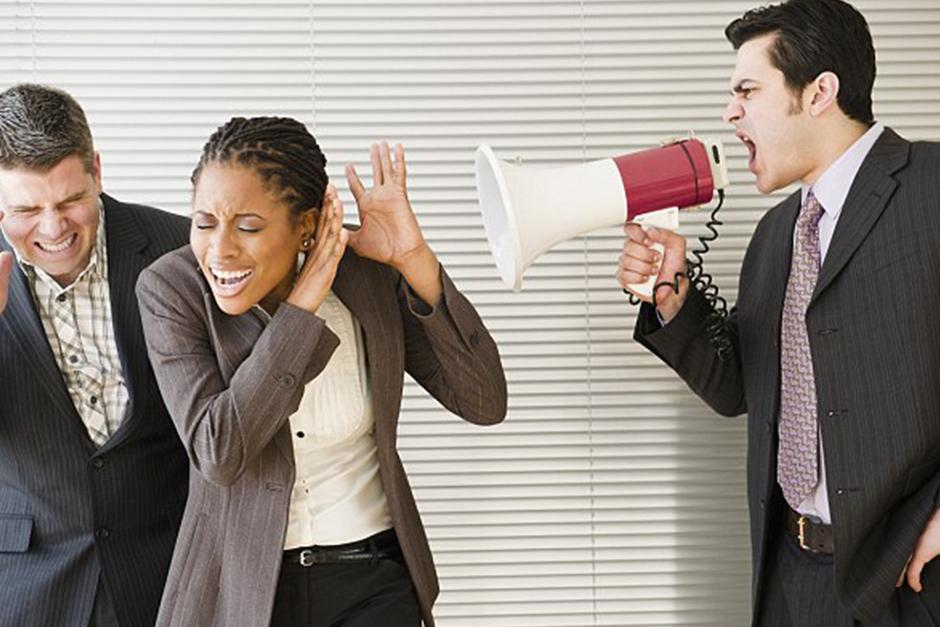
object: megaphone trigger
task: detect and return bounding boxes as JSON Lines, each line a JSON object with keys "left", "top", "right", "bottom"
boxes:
{"left": 625, "top": 207, "right": 680, "bottom": 298}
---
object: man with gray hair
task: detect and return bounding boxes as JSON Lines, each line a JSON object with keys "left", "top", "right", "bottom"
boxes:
{"left": 0, "top": 84, "right": 190, "bottom": 627}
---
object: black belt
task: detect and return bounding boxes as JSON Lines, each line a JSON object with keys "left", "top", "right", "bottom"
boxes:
{"left": 786, "top": 507, "right": 834, "bottom": 554}
{"left": 283, "top": 529, "right": 401, "bottom": 567}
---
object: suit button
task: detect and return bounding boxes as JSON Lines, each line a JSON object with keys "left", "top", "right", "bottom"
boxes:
{"left": 92, "top": 458, "right": 104, "bottom": 469}
{"left": 277, "top": 374, "right": 297, "bottom": 389}
{"left": 760, "top": 499, "right": 766, "bottom": 510}
{"left": 765, "top": 420, "right": 772, "bottom": 433}
{"left": 95, "top": 527, "right": 110, "bottom": 540}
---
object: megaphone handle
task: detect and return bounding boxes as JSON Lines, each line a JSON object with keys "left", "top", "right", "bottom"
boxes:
{"left": 626, "top": 207, "right": 680, "bottom": 298}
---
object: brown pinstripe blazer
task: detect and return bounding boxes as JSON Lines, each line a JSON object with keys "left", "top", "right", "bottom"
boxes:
{"left": 136, "top": 245, "right": 507, "bottom": 627}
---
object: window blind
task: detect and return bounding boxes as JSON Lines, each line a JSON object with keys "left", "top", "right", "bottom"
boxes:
{"left": 1, "top": 1, "right": 937, "bottom": 624}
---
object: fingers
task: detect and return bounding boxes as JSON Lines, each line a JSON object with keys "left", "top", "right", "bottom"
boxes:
{"left": 319, "top": 183, "right": 334, "bottom": 212}
{"left": 906, "top": 555, "right": 925, "bottom": 592}
{"left": 0, "top": 251, "right": 12, "bottom": 281}
{"left": 897, "top": 554, "right": 912, "bottom": 588}
{"left": 311, "top": 186, "right": 342, "bottom": 252}
{"left": 617, "top": 229, "right": 662, "bottom": 288}
{"left": 623, "top": 222, "right": 651, "bottom": 245}
{"left": 345, "top": 164, "right": 366, "bottom": 204}
{"left": 335, "top": 227, "right": 350, "bottom": 259}
{"left": 312, "top": 187, "right": 333, "bottom": 247}
{"left": 307, "top": 197, "right": 341, "bottom": 267}
{"left": 393, "top": 143, "right": 406, "bottom": 188}
{"left": 615, "top": 273, "right": 653, "bottom": 304}
{"left": 370, "top": 144, "right": 383, "bottom": 187}
{"left": 378, "top": 141, "right": 394, "bottom": 184}
{"left": 0, "top": 250, "right": 13, "bottom": 313}
{"left": 616, "top": 251, "right": 660, "bottom": 287}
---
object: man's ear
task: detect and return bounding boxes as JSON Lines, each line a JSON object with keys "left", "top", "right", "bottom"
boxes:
{"left": 91, "top": 152, "right": 103, "bottom": 194}
{"left": 808, "top": 71, "right": 841, "bottom": 117}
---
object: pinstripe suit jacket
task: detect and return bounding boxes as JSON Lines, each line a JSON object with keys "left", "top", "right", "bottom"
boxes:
{"left": 136, "top": 245, "right": 507, "bottom": 627}
{"left": 0, "top": 194, "right": 190, "bottom": 627}
{"left": 635, "top": 128, "right": 940, "bottom": 624}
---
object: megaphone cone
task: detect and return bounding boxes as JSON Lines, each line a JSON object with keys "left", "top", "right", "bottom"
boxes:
{"left": 475, "top": 137, "right": 728, "bottom": 293}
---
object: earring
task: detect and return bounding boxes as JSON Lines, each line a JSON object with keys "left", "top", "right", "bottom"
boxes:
{"left": 302, "top": 236, "right": 312, "bottom": 250}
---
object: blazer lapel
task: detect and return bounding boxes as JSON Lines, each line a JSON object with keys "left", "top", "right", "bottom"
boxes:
{"left": 811, "top": 129, "right": 910, "bottom": 305}
{"left": 330, "top": 251, "right": 401, "bottom": 440}
{"left": 98, "top": 194, "right": 157, "bottom": 451}
{"left": 0, "top": 241, "right": 87, "bottom": 420}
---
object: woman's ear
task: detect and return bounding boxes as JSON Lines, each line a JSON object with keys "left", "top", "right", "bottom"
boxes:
{"left": 299, "top": 208, "right": 317, "bottom": 251}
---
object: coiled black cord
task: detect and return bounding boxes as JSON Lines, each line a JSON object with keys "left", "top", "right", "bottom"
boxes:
{"left": 625, "top": 189, "right": 733, "bottom": 361}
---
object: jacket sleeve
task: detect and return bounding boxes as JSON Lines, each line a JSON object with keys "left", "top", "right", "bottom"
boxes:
{"left": 135, "top": 264, "right": 339, "bottom": 487}
{"left": 634, "top": 286, "right": 746, "bottom": 417}
{"left": 396, "top": 264, "right": 507, "bottom": 426}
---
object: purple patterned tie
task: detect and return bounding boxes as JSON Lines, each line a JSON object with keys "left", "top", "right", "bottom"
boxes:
{"left": 778, "top": 192, "right": 825, "bottom": 509}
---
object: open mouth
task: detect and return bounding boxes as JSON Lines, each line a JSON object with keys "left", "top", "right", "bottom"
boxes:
{"left": 35, "top": 233, "right": 78, "bottom": 255}
{"left": 737, "top": 132, "right": 757, "bottom": 170}
{"left": 208, "top": 266, "right": 254, "bottom": 296}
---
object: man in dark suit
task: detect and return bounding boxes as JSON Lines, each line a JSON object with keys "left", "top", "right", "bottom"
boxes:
{"left": 0, "top": 84, "right": 189, "bottom": 626}
{"left": 617, "top": 1, "right": 940, "bottom": 625}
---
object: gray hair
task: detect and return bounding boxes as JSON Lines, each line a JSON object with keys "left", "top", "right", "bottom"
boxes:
{"left": 0, "top": 84, "right": 95, "bottom": 173}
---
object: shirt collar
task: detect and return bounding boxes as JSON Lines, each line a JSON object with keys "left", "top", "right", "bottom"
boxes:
{"left": 16, "top": 196, "right": 108, "bottom": 293}
{"left": 801, "top": 122, "right": 884, "bottom": 217}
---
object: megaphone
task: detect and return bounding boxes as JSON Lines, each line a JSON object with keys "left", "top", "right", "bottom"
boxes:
{"left": 475, "top": 136, "right": 730, "bottom": 294}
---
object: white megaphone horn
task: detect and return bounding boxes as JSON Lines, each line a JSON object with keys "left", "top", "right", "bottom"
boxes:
{"left": 475, "top": 136, "right": 730, "bottom": 295}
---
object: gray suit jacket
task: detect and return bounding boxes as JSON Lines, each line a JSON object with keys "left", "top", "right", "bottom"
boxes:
{"left": 0, "top": 194, "right": 190, "bottom": 627}
{"left": 635, "top": 128, "right": 940, "bottom": 624}
{"left": 136, "top": 245, "right": 507, "bottom": 627}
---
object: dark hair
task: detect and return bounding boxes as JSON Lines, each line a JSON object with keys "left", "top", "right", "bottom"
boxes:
{"left": 725, "top": 0, "right": 875, "bottom": 124}
{"left": 192, "top": 116, "right": 328, "bottom": 218}
{"left": 0, "top": 83, "right": 96, "bottom": 173}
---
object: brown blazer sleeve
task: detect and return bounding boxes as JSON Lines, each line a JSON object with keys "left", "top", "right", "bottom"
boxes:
{"left": 135, "top": 257, "right": 340, "bottom": 487}
{"left": 397, "top": 265, "right": 507, "bottom": 425}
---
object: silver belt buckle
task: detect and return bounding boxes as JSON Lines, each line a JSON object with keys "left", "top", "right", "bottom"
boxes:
{"left": 299, "top": 549, "right": 317, "bottom": 567}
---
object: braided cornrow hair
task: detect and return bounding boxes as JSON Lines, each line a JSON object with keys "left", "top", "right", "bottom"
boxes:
{"left": 192, "top": 116, "right": 328, "bottom": 220}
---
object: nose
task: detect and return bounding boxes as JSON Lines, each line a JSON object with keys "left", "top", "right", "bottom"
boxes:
{"left": 723, "top": 98, "right": 743, "bottom": 125}
{"left": 209, "top": 225, "right": 241, "bottom": 259}
{"left": 37, "top": 208, "right": 69, "bottom": 240}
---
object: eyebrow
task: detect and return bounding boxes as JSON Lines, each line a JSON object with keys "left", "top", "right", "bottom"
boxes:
{"left": 58, "top": 189, "right": 88, "bottom": 205}
{"left": 192, "top": 210, "right": 266, "bottom": 220}
{"left": 7, "top": 188, "right": 88, "bottom": 212}
{"left": 731, "top": 80, "right": 757, "bottom": 95}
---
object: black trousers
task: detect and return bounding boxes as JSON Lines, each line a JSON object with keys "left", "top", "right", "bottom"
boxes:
{"left": 270, "top": 533, "right": 422, "bottom": 627}
{"left": 757, "top": 522, "right": 939, "bottom": 627}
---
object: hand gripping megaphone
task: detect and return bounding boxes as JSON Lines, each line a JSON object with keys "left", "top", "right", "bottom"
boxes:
{"left": 475, "top": 136, "right": 730, "bottom": 295}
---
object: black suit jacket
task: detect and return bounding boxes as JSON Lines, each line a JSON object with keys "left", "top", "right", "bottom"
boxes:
{"left": 0, "top": 194, "right": 190, "bottom": 627}
{"left": 635, "top": 128, "right": 940, "bottom": 624}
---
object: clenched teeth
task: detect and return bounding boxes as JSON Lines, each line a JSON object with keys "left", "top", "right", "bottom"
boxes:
{"left": 36, "top": 234, "right": 77, "bottom": 253}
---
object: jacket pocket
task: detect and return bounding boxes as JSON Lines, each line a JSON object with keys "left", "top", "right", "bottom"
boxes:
{"left": 0, "top": 515, "right": 32, "bottom": 553}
